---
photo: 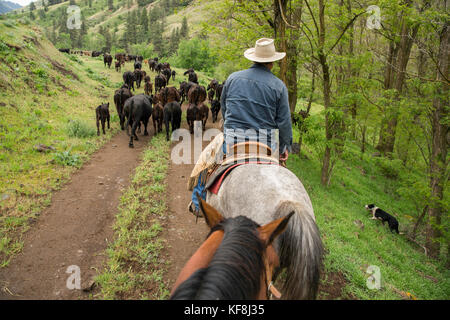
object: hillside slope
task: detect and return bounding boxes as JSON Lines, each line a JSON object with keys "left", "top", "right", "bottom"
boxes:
{"left": 0, "top": 1, "right": 21, "bottom": 14}
{"left": 14, "top": 0, "right": 211, "bottom": 52}
{"left": 0, "top": 17, "right": 123, "bottom": 267}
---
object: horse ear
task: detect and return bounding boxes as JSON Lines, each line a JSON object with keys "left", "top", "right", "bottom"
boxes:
{"left": 196, "top": 192, "right": 224, "bottom": 229}
{"left": 258, "top": 212, "right": 294, "bottom": 246}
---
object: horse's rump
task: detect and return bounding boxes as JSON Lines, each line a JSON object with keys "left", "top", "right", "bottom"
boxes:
{"left": 206, "top": 164, "right": 323, "bottom": 299}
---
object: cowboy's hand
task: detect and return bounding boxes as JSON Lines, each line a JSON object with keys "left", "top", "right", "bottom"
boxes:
{"left": 280, "top": 150, "right": 289, "bottom": 161}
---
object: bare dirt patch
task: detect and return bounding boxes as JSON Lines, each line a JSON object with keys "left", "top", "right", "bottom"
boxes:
{"left": 0, "top": 131, "right": 151, "bottom": 300}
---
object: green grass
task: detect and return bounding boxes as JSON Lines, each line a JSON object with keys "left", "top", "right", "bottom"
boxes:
{"left": 288, "top": 113, "right": 450, "bottom": 300}
{"left": 95, "top": 134, "right": 171, "bottom": 300}
{"left": 0, "top": 21, "right": 122, "bottom": 267}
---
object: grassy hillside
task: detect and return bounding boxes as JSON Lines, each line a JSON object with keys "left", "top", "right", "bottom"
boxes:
{"left": 0, "top": 1, "right": 21, "bottom": 14}
{"left": 0, "top": 17, "right": 124, "bottom": 267}
{"left": 287, "top": 102, "right": 449, "bottom": 300}
{"left": 14, "top": 0, "right": 208, "bottom": 51}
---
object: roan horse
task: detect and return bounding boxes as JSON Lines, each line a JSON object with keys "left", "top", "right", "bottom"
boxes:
{"left": 204, "top": 164, "right": 323, "bottom": 299}
{"left": 170, "top": 195, "right": 294, "bottom": 300}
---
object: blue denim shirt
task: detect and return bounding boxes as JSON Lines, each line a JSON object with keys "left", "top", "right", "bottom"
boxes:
{"left": 220, "top": 63, "right": 292, "bottom": 153}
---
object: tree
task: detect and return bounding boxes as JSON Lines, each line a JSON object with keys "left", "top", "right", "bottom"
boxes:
{"left": 424, "top": 2, "right": 449, "bottom": 259}
{"left": 108, "top": 0, "right": 114, "bottom": 11}
{"left": 180, "top": 16, "right": 188, "bottom": 38}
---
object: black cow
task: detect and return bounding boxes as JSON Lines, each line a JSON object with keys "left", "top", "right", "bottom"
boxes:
{"left": 134, "top": 61, "right": 142, "bottom": 70}
{"left": 114, "top": 84, "right": 133, "bottom": 130}
{"left": 155, "top": 63, "right": 164, "bottom": 74}
{"left": 148, "top": 59, "right": 156, "bottom": 72}
{"left": 104, "top": 54, "right": 113, "bottom": 68}
{"left": 162, "top": 68, "right": 171, "bottom": 85}
{"left": 184, "top": 68, "right": 198, "bottom": 84}
{"left": 127, "top": 54, "right": 137, "bottom": 62}
{"left": 179, "top": 81, "right": 196, "bottom": 105}
{"left": 215, "top": 83, "right": 224, "bottom": 101}
{"left": 123, "top": 71, "right": 136, "bottom": 91}
{"left": 155, "top": 74, "right": 167, "bottom": 92}
{"left": 92, "top": 51, "right": 102, "bottom": 57}
{"left": 124, "top": 94, "right": 153, "bottom": 148}
{"left": 134, "top": 69, "right": 144, "bottom": 89}
{"left": 171, "top": 70, "right": 176, "bottom": 81}
{"left": 211, "top": 99, "right": 221, "bottom": 123}
{"left": 96, "top": 102, "right": 110, "bottom": 135}
{"left": 58, "top": 48, "right": 70, "bottom": 54}
{"left": 163, "top": 101, "right": 182, "bottom": 141}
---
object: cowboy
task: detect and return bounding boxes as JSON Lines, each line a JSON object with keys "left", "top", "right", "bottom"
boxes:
{"left": 221, "top": 38, "right": 292, "bottom": 161}
{"left": 188, "top": 38, "right": 293, "bottom": 216}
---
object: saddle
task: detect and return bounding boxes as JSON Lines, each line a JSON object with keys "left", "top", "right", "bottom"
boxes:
{"left": 187, "top": 134, "right": 279, "bottom": 194}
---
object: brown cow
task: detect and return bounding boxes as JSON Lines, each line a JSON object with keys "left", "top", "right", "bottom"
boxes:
{"left": 144, "top": 76, "right": 153, "bottom": 96}
{"left": 152, "top": 94, "right": 164, "bottom": 134}
{"left": 160, "top": 86, "right": 181, "bottom": 105}
{"left": 187, "top": 84, "right": 207, "bottom": 105}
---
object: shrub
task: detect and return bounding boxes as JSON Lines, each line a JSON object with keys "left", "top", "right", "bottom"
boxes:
{"left": 53, "top": 149, "right": 81, "bottom": 167}
{"left": 172, "top": 38, "right": 217, "bottom": 72}
{"left": 375, "top": 157, "right": 402, "bottom": 179}
{"left": 67, "top": 119, "right": 96, "bottom": 138}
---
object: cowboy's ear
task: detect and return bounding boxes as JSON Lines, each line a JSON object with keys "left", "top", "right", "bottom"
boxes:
{"left": 258, "top": 212, "right": 294, "bottom": 246}
{"left": 196, "top": 192, "right": 224, "bottom": 229}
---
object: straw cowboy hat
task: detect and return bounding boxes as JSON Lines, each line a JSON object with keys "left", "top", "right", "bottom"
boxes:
{"left": 244, "top": 38, "right": 286, "bottom": 63}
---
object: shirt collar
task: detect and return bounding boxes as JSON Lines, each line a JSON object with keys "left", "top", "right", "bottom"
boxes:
{"left": 250, "top": 63, "right": 272, "bottom": 73}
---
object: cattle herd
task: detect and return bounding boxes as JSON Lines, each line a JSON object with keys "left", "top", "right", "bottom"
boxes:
{"left": 61, "top": 49, "right": 225, "bottom": 147}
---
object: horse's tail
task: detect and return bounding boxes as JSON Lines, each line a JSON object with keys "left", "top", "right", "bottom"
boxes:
{"left": 275, "top": 201, "right": 323, "bottom": 300}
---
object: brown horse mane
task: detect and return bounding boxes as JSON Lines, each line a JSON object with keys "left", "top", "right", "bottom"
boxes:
{"left": 170, "top": 216, "right": 266, "bottom": 300}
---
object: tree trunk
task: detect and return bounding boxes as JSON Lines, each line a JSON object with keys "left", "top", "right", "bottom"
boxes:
{"left": 274, "top": 0, "right": 288, "bottom": 84}
{"left": 286, "top": 39, "right": 298, "bottom": 113}
{"left": 426, "top": 19, "right": 449, "bottom": 258}
{"left": 317, "top": 0, "right": 334, "bottom": 186}
{"left": 377, "top": 2, "right": 421, "bottom": 155}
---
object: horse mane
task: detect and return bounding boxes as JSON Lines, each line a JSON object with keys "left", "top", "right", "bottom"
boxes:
{"left": 170, "top": 216, "right": 266, "bottom": 300}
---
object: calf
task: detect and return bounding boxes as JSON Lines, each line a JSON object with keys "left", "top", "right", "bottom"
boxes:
{"left": 155, "top": 74, "right": 167, "bottom": 92}
{"left": 104, "top": 54, "right": 113, "bottom": 68}
{"left": 211, "top": 99, "right": 221, "bottom": 123}
{"left": 198, "top": 102, "right": 209, "bottom": 131}
{"left": 134, "top": 60, "right": 142, "bottom": 70}
{"left": 123, "top": 71, "right": 136, "bottom": 91}
{"left": 114, "top": 84, "right": 133, "bottom": 130}
{"left": 115, "top": 61, "right": 121, "bottom": 72}
{"left": 184, "top": 68, "right": 198, "bottom": 84}
{"left": 124, "top": 95, "right": 153, "bottom": 148}
{"left": 144, "top": 76, "right": 153, "bottom": 96}
{"left": 152, "top": 99, "right": 164, "bottom": 135}
{"left": 163, "top": 101, "right": 182, "bottom": 141}
{"left": 134, "top": 69, "right": 144, "bottom": 89}
{"left": 96, "top": 102, "right": 110, "bottom": 135}
{"left": 171, "top": 70, "right": 176, "bottom": 82}
{"left": 162, "top": 68, "right": 171, "bottom": 85}
{"left": 215, "top": 83, "right": 224, "bottom": 101}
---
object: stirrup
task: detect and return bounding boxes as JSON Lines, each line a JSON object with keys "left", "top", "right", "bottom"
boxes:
{"left": 188, "top": 201, "right": 203, "bottom": 218}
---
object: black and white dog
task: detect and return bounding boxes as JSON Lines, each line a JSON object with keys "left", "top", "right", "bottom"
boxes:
{"left": 364, "top": 204, "right": 401, "bottom": 234}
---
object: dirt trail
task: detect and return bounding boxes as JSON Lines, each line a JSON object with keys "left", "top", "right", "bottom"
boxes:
{"left": 161, "top": 105, "right": 221, "bottom": 291}
{"left": 0, "top": 131, "right": 151, "bottom": 300}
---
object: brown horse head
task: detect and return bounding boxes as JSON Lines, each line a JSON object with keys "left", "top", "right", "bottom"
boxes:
{"left": 170, "top": 195, "right": 293, "bottom": 300}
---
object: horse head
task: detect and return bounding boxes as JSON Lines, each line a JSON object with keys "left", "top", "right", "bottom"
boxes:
{"left": 170, "top": 195, "right": 293, "bottom": 300}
